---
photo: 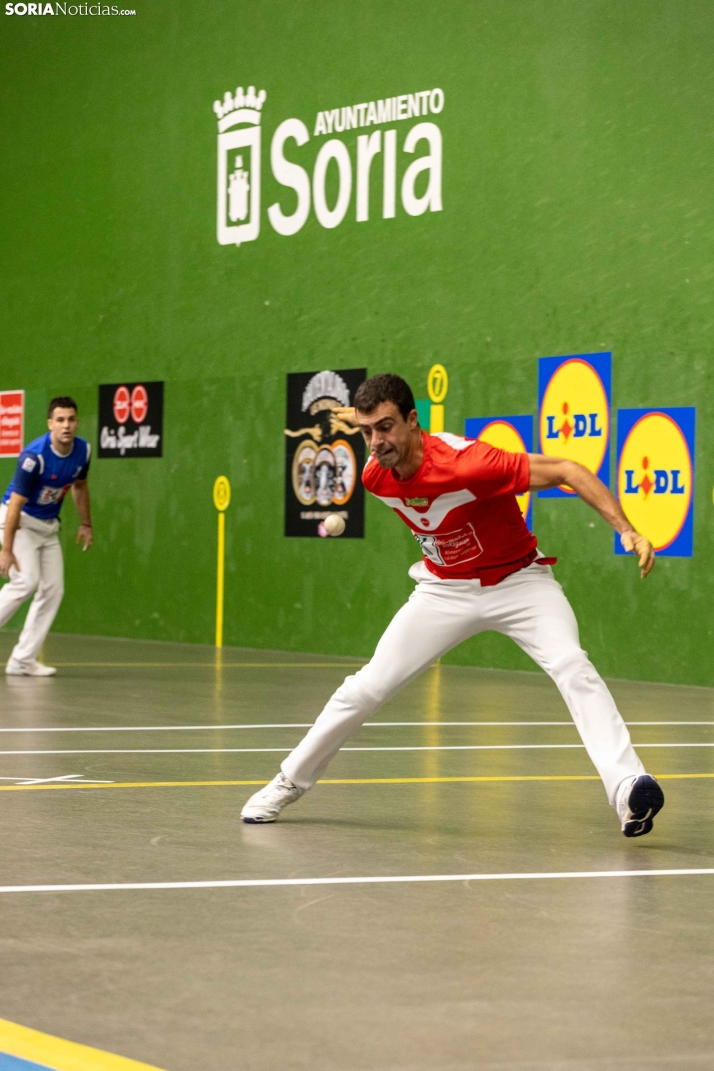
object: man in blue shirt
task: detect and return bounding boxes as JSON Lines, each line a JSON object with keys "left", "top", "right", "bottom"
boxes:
{"left": 0, "top": 397, "right": 93, "bottom": 675}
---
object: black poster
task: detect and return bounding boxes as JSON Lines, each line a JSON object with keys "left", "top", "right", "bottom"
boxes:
{"left": 285, "top": 368, "right": 367, "bottom": 538}
{"left": 98, "top": 381, "right": 164, "bottom": 458}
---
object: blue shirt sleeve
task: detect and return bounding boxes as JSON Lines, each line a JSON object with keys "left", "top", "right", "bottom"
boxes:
{"left": 12, "top": 451, "right": 41, "bottom": 499}
{"left": 77, "top": 441, "right": 91, "bottom": 480}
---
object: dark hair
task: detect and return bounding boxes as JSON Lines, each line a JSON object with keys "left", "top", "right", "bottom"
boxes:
{"left": 48, "top": 396, "right": 78, "bottom": 418}
{"left": 354, "top": 374, "right": 415, "bottom": 421}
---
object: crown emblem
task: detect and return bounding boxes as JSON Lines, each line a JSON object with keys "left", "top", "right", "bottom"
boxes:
{"left": 213, "top": 86, "right": 266, "bottom": 131}
{"left": 213, "top": 82, "right": 265, "bottom": 247}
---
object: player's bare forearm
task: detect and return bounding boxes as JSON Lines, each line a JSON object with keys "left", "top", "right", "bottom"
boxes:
{"left": 527, "top": 454, "right": 655, "bottom": 578}
{"left": 2, "top": 493, "right": 26, "bottom": 552}
{"left": 72, "top": 480, "right": 93, "bottom": 550}
{"left": 72, "top": 480, "right": 92, "bottom": 525}
{"left": 0, "top": 493, "right": 26, "bottom": 577}
{"left": 528, "top": 456, "right": 630, "bottom": 531}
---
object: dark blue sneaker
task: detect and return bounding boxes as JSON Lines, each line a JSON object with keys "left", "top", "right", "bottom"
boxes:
{"left": 620, "top": 775, "right": 665, "bottom": 838}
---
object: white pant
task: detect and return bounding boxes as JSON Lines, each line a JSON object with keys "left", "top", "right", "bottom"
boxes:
{"left": 0, "top": 505, "right": 64, "bottom": 666}
{"left": 282, "top": 560, "right": 645, "bottom": 808}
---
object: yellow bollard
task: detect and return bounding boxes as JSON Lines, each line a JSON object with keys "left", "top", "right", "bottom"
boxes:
{"left": 212, "top": 476, "right": 231, "bottom": 648}
{"left": 427, "top": 364, "right": 448, "bottom": 432}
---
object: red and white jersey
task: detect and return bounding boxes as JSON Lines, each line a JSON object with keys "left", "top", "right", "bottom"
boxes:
{"left": 362, "top": 431, "right": 538, "bottom": 585}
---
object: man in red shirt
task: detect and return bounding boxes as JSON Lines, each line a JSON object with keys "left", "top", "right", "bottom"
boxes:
{"left": 242, "top": 374, "right": 663, "bottom": 837}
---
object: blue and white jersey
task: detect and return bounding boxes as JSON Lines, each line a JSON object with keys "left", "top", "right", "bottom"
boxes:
{"left": 2, "top": 433, "right": 91, "bottom": 521}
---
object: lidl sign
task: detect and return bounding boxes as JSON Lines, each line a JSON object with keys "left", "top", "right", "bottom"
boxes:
{"left": 465, "top": 415, "right": 533, "bottom": 529}
{"left": 615, "top": 407, "right": 695, "bottom": 558}
{"left": 538, "top": 353, "right": 611, "bottom": 497}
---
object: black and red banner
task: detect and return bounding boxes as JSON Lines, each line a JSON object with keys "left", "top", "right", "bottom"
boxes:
{"left": 98, "top": 382, "right": 164, "bottom": 458}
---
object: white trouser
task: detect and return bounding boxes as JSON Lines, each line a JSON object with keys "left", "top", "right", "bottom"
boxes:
{"left": 0, "top": 504, "right": 64, "bottom": 666}
{"left": 282, "top": 560, "right": 645, "bottom": 808}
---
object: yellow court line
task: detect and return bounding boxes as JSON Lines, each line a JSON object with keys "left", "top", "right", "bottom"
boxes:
{"left": 46, "top": 662, "right": 365, "bottom": 668}
{"left": 0, "top": 1015, "right": 166, "bottom": 1071}
{"left": 0, "top": 773, "right": 713, "bottom": 792}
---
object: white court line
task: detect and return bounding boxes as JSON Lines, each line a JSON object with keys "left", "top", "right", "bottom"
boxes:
{"left": 0, "top": 774, "right": 114, "bottom": 785}
{"left": 0, "top": 720, "right": 711, "bottom": 733}
{"left": 0, "top": 724, "right": 316, "bottom": 733}
{"left": 1, "top": 742, "right": 713, "bottom": 756}
{"left": 1, "top": 867, "right": 713, "bottom": 894}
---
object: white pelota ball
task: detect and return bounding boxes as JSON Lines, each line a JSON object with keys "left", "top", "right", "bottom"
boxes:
{"left": 323, "top": 513, "right": 346, "bottom": 537}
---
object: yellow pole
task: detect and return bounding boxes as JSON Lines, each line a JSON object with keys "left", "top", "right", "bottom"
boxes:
{"left": 212, "top": 476, "right": 231, "bottom": 648}
{"left": 427, "top": 363, "right": 449, "bottom": 432}
{"left": 215, "top": 511, "right": 225, "bottom": 648}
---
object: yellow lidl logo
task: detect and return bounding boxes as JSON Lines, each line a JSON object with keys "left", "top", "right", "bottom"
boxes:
{"left": 464, "top": 415, "right": 533, "bottom": 529}
{"left": 538, "top": 353, "right": 611, "bottom": 497}
{"left": 616, "top": 408, "right": 695, "bottom": 557}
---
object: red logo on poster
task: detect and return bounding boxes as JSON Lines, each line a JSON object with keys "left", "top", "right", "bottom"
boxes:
{"left": 113, "top": 385, "right": 130, "bottom": 424}
{"left": 0, "top": 390, "right": 24, "bottom": 458}
{"left": 130, "top": 384, "right": 149, "bottom": 424}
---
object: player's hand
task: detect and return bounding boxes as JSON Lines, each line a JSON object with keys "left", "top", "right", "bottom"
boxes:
{"left": 0, "top": 549, "right": 20, "bottom": 578}
{"left": 620, "top": 530, "right": 655, "bottom": 578}
{"left": 76, "top": 524, "right": 93, "bottom": 552}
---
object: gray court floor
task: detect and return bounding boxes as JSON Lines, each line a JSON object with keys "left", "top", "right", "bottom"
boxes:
{"left": 0, "top": 632, "right": 713, "bottom": 1071}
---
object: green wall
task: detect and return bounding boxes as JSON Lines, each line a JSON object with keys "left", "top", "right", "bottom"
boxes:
{"left": 1, "top": 0, "right": 712, "bottom": 685}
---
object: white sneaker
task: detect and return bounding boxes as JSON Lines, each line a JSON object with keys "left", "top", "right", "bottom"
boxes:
{"left": 241, "top": 772, "right": 305, "bottom": 824}
{"left": 616, "top": 774, "right": 665, "bottom": 838}
{"left": 6, "top": 659, "right": 57, "bottom": 677}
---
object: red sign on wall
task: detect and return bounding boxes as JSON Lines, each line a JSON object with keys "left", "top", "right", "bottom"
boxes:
{"left": 113, "top": 385, "right": 131, "bottom": 424}
{"left": 0, "top": 391, "right": 24, "bottom": 457}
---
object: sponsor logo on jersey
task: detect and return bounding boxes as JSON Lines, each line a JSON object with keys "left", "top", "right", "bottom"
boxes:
{"left": 213, "top": 83, "right": 444, "bottom": 249}
{"left": 37, "top": 484, "right": 70, "bottom": 506}
{"left": 405, "top": 497, "right": 429, "bottom": 506}
{"left": 464, "top": 415, "right": 533, "bottom": 529}
{"left": 415, "top": 524, "right": 484, "bottom": 568}
{"left": 538, "top": 353, "right": 611, "bottom": 497}
{"left": 615, "top": 407, "right": 695, "bottom": 557}
{"left": 376, "top": 489, "right": 476, "bottom": 530}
